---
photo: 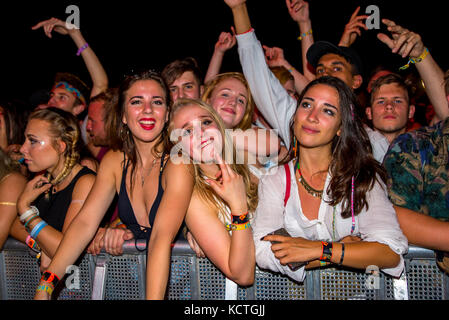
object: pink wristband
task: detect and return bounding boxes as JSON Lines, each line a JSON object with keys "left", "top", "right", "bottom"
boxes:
{"left": 76, "top": 43, "right": 89, "bottom": 56}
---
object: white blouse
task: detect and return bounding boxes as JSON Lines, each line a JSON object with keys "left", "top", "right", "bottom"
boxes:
{"left": 252, "top": 160, "right": 408, "bottom": 283}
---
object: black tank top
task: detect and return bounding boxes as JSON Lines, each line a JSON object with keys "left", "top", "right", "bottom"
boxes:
{"left": 118, "top": 154, "right": 166, "bottom": 244}
{"left": 35, "top": 167, "right": 95, "bottom": 231}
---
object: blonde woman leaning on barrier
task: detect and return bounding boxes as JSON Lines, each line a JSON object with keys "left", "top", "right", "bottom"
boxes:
{"left": 9, "top": 108, "right": 95, "bottom": 273}
{"left": 33, "top": 70, "right": 194, "bottom": 300}
{"left": 0, "top": 149, "right": 27, "bottom": 249}
{"left": 168, "top": 98, "right": 258, "bottom": 292}
{"left": 253, "top": 77, "right": 408, "bottom": 282}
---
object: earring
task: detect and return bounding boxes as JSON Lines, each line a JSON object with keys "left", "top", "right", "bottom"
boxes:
{"left": 293, "top": 136, "right": 298, "bottom": 158}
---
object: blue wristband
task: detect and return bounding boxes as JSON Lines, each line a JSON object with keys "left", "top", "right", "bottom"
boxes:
{"left": 30, "top": 221, "right": 48, "bottom": 239}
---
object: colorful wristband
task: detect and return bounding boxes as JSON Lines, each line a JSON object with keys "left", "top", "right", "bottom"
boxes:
{"left": 30, "top": 221, "right": 48, "bottom": 239}
{"left": 319, "top": 241, "right": 333, "bottom": 262}
{"left": 338, "top": 242, "right": 345, "bottom": 266}
{"left": 225, "top": 221, "right": 251, "bottom": 231}
{"left": 297, "top": 29, "right": 313, "bottom": 41}
{"left": 231, "top": 212, "right": 250, "bottom": 224}
{"left": 40, "top": 271, "right": 60, "bottom": 289}
{"left": 76, "top": 43, "right": 89, "bottom": 56}
{"left": 24, "top": 215, "right": 40, "bottom": 232}
{"left": 399, "top": 47, "right": 429, "bottom": 70}
{"left": 36, "top": 284, "right": 54, "bottom": 296}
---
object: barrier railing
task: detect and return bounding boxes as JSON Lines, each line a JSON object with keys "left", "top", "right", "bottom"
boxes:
{"left": 0, "top": 237, "right": 448, "bottom": 300}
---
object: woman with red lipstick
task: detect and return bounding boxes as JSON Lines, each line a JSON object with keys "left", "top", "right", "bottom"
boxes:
{"left": 33, "top": 70, "right": 194, "bottom": 300}
{"left": 252, "top": 76, "right": 408, "bottom": 283}
{"left": 202, "top": 72, "right": 281, "bottom": 181}
{"left": 168, "top": 98, "right": 258, "bottom": 294}
{"left": 11, "top": 108, "right": 95, "bottom": 273}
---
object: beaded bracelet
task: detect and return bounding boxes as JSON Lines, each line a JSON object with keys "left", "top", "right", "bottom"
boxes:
{"left": 297, "top": 29, "right": 312, "bottom": 41}
{"left": 76, "top": 43, "right": 89, "bottom": 56}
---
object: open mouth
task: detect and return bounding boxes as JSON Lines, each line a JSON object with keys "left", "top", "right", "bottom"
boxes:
{"left": 139, "top": 118, "right": 156, "bottom": 130}
{"left": 221, "top": 107, "right": 236, "bottom": 115}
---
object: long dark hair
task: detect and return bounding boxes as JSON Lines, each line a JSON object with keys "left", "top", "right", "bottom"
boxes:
{"left": 288, "top": 76, "right": 387, "bottom": 218}
{"left": 115, "top": 70, "right": 171, "bottom": 192}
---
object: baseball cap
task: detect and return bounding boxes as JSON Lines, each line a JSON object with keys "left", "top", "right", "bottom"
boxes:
{"left": 307, "top": 41, "right": 363, "bottom": 75}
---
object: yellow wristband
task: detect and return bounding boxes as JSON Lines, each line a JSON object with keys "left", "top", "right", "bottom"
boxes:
{"left": 36, "top": 284, "right": 54, "bottom": 296}
{"left": 225, "top": 221, "right": 251, "bottom": 231}
{"left": 297, "top": 29, "right": 312, "bottom": 41}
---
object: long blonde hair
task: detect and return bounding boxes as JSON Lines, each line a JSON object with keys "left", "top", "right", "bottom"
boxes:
{"left": 202, "top": 72, "right": 255, "bottom": 131}
{"left": 168, "top": 98, "right": 258, "bottom": 222}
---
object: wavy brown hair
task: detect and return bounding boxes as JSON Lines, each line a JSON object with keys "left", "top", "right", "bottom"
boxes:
{"left": 287, "top": 76, "right": 387, "bottom": 218}
{"left": 167, "top": 98, "right": 258, "bottom": 221}
{"left": 114, "top": 70, "right": 171, "bottom": 193}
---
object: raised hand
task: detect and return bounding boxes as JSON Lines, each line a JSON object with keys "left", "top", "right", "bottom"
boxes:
{"left": 285, "top": 0, "right": 310, "bottom": 23}
{"left": 262, "top": 45, "right": 287, "bottom": 68}
{"left": 377, "top": 19, "right": 425, "bottom": 59}
{"left": 31, "top": 17, "right": 78, "bottom": 38}
{"left": 223, "top": 0, "right": 247, "bottom": 9}
{"left": 215, "top": 27, "right": 237, "bottom": 54}
{"left": 206, "top": 155, "right": 247, "bottom": 213}
{"left": 17, "top": 175, "right": 52, "bottom": 213}
{"left": 339, "top": 6, "right": 369, "bottom": 47}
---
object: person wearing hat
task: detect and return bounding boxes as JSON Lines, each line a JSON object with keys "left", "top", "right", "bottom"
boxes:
{"left": 226, "top": 0, "right": 389, "bottom": 162}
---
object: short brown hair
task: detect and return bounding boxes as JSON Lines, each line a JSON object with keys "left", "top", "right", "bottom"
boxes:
{"left": 369, "top": 73, "right": 410, "bottom": 106}
{"left": 90, "top": 88, "right": 120, "bottom": 147}
{"left": 161, "top": 57, "right": 202, "bottom": 87}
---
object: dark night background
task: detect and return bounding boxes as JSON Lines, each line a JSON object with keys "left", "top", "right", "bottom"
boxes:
{"left": 0, "top": 0, "right": 446, "bottom": 104}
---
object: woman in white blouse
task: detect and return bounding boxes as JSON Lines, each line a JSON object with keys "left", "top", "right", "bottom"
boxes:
{"left": 253, "top": 76, "right": 408, "bottom": 283}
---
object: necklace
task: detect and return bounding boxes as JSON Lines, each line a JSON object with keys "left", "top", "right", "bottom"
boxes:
{"left": 296, "top": 161, "right": 323, "bottom": 199}
{"left": 140, "top": 158, "right": 158, "bottom": 187}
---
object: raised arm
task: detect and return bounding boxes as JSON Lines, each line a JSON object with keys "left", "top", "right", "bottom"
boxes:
{"left": 338, "top": 6, "right": 369, "bottom": 48}
{"left": 32, "top": 17, "right": 108, "bottom": 97}
{"left": 377, "top": 19, "right": 448, "bottom": 121}
{"left": 204, "top": 28, "right": 237, "bottom": 83}
{"left": 225, "top": 0, "right": 297, "bottom": 146}
{"left": 285, "top": 0, "right": 315, "bottom": 81}
{"left": 263, "top": 45, "right": 310, "bottom": 94}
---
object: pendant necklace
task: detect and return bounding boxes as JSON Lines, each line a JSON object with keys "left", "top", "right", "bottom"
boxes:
{"left": 140, "top": 158, "right": 158, "bottom": 187}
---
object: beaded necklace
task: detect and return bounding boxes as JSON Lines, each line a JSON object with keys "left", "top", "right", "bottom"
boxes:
{"left": 295, "top": 161, "right": 323, "bottom": 199}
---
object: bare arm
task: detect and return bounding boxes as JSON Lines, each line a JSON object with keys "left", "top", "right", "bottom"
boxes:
{"left": 145, "top": 161, "right": 194, "bottom": 299}
{"left": 33, "top": 151, "right": 119, "bottom": 299}
{"left": 285, "top": 0, "right": 315, "bottom": 81}
{"left": 204, "top": 29, "right": 236, "bottom": 83}
{"left": 377, "top": 19, "right": 448, "bottom": 121}
{"left": 32, "top": 17, "right": 108, "bottom": 97}
{"left": 394, "top": 205, "right": 449, "bottom": 252}
{"left": 0, "top": 173, "right": 27, "bottom": 248}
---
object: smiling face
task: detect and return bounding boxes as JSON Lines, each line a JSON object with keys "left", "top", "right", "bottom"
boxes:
{"left": 293, "top": 83, "right": 342, "bottom": 150}
{"left": 20, "top": 119, "right": 65, "bottom": 174}
{"left": 206, "top": 77, "right": 248, "bottom": 129}
{"left": 122, "top": 79, "right": 169, "bottom": 144}
{"left": 171, "top": 103, "right": 223, "bottom": 163}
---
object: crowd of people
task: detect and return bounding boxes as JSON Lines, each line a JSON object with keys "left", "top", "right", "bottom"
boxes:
{"left": 0, "top": 0, "right": 448, "bottom": 300}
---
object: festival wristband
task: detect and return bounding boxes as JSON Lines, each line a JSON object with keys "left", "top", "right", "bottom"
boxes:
{"left": 319, "top": 241, "right": 333, "bottom": 262}
{"left": 40, "top": 271, "right": 60, "bottom": 289}
{"left": 338, "top": 242, "right": 345, "bottom": 266}
{"left": 231, "top": 212, "right": 250, "bottom": 225}
{"left": 76, "top": 43, "right": 89, "bottom": 56}
{"left": 36, "top": 284, "right": 54, "bottom": 296}
{"left": 225, "top": 221, "right": 251, "bottom": 232}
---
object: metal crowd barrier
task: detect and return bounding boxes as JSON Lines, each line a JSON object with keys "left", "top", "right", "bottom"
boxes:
{"left": 0, "top": 237, "right": 448, "bottom": 300}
